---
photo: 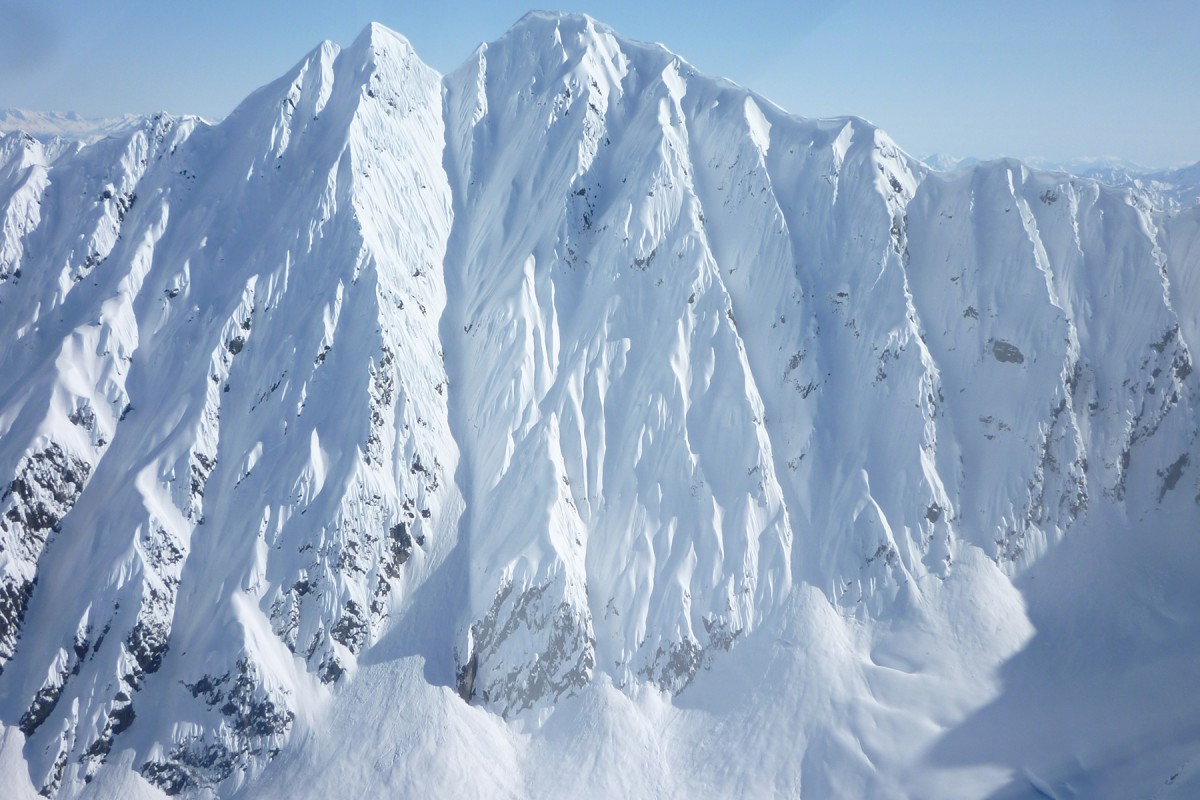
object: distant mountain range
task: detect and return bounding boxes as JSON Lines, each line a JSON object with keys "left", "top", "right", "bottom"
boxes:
{"left": 0, "top": 110, "right": 151, "bottom": 144}
{"left": 923, "top": 153, "right": 1200, "bottom": 211}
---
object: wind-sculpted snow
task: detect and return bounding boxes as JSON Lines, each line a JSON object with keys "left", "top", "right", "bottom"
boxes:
{"left": 0, "top": 11, "right": 1197, "bottom": 800}
{"left": 442, "top": 15, "right": 798, "bottom": 713}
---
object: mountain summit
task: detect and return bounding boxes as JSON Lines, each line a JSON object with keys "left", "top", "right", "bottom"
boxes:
{"left": 0, "top": 15, "right": 1198, "bottom": 799}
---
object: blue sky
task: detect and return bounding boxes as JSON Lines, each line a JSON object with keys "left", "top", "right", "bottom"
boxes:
{"left": 1, "top": 1, "right": 1196, "bottom": 166}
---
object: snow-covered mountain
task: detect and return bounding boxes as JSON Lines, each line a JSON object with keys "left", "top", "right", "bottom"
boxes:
{"left": 924, "top": 152, "right": 1200, "bottom": 211}
{"left": 0, "top": 110, "right": 153, "bottom": 144}
{"left": 1117, "top": 161, "right": 1200, "bottom": 212}
{"left": 1, "top": 12, "right": 1198, "bottom": 799}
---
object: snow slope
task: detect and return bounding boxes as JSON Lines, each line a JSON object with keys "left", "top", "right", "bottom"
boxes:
{"left": 0, "top": 12, "right": 1197, "bottom": 799}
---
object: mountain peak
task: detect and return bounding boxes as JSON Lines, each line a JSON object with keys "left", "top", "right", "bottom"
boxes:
{"left": 512, "top": 9, "right": 605, "bottom": 29}
{"left": 350, "top": 20, "right": 418, "bottom": 57}
{"left": 497, "top": 9, "right": 677, "bottom": 63}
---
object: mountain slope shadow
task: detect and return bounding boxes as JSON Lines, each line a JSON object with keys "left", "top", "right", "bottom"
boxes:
{"left": 923, "top": 497, "right": 1200, "bottom": 799}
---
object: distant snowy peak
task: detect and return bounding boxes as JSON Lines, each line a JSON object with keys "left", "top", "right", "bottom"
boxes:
{"left": 923, "top": 152, "right": 1200, "bottom": 210}
{"left": 921, "top": 153, "right": 979, "bottom": 172}
{"left": 923, "top": 153, "right": 1155, "bottom": 177}
{"left": 0, "top": 108, "right": 189, "bottom": 144}
{"left": 1030, "top": 157, "right": 1200, "bottom": 211}
{"left": 1024, "top": 155, "right": 1151, "bottom": 174}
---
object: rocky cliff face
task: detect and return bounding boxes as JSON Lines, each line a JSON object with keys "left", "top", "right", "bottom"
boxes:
{"left": 0, "top": 13, "right": 1197, "bottom": 800}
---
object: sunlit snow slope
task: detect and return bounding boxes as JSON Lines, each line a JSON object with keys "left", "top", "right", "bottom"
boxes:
{"left": 0, "top": 13, "right": 1198, "bottom": 800}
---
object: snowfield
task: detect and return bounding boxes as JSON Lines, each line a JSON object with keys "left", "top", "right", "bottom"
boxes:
{"left": 0, "top": 12, "right": 1198, "bottom": 799}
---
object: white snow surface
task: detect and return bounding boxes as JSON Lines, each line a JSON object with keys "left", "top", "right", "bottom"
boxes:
{"left": 0, "top": 12, "right": 1198, "bottom": 799}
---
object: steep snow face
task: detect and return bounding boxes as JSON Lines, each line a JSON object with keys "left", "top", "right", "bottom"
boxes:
{"left": 443, "top": 12, "right": 1199, "bottom": 720}
{"left": 0, "top": 24, "right": 457, "bottom": 795}
{"left": 442, "top": 12, "right": 798, "bottom": 715}
{"left": 0, "top": 13, "right": 1197, "bottom": 800}
{"left": 905, "top": 164, "right": 1196, "bottom": 544}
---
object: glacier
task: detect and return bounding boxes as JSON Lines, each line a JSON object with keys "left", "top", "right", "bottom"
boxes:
{"left": 0, "top": 12, "right": 1198, "bottom": 799}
